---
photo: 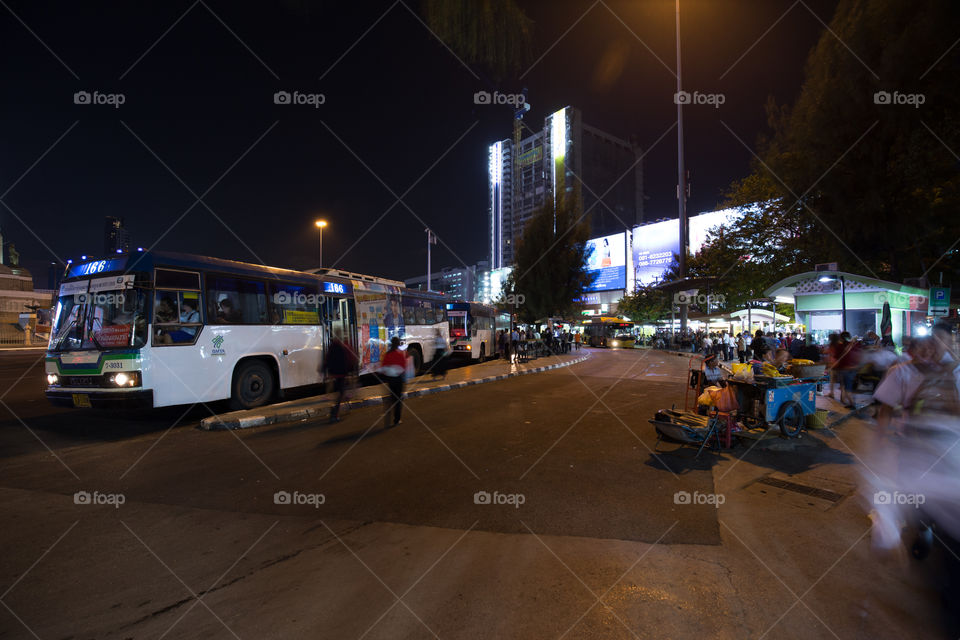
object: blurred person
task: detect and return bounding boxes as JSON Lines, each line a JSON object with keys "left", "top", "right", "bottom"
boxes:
{"left": 736, "top": 332, "right": 746, "bottom": 363}
{"left": 835, "top": 331, "right": 862, "bottom": 407}
{"left": 320, "top": 331, "right": 358, "bottom": 423}
{"left": 867, "top": 335, "right": 960, "bottom": 601}
{"left": 379, "top": 336, "right": 409, "bottom": 428}
{"left": 430, "top": 328, "right": 448, "bottom": 380}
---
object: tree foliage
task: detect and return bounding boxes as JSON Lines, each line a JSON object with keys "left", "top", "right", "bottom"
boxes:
{"left": 715, "top": 0, "right": 960, "bottom": 286}
{"left": 505, "top": 193, "right": 592, "bottom": 323}
{"left": 617, "top": 285, "right": 671, "bottom": 326}
{"left": 421, "top": 0, "right": 534, "bottom": 80}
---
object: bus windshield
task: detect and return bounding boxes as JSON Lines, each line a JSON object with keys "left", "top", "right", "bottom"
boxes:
{"left": 50, "top": 278, "right": 148, "bottom": 351}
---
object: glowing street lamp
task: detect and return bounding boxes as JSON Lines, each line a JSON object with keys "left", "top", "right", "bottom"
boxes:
{"left": 315, "top": 219, "right": 327, "bottom": 268}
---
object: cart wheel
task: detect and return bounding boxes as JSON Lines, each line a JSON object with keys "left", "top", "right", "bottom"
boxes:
{"left": 777, "top": 400, "right": 805, "bottom": 438}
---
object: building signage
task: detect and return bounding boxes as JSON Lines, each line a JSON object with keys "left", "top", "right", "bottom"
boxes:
{"left": 517, "top": 146, "right": 542, "bottom": 166}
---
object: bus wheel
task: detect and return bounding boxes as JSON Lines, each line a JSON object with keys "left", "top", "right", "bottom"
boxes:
{"left": 408, "top": 346, "right": 423, "bottom": 374}
{"left": 479, "top": 343, "right": 486, "bottom": 361}
{"left": 231, "top": 360, "right": 275, "bottom": 410}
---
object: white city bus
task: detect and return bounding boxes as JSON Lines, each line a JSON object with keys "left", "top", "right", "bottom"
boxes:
{"left": 446, "top": 302, "right": 509, "bottom": 361}
{"left": 45, "top": 252, "right": 448, "bottom": 410}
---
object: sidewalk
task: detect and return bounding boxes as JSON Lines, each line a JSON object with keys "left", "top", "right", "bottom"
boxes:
{"left": 201, "top": 350, "right": 591, "bottom": 430}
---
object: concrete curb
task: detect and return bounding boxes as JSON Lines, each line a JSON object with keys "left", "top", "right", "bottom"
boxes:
{"left": 201, "top": 353, "right": 591, "bottom": 431}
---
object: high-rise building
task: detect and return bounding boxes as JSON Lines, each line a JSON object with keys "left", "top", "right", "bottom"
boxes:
{"left": 488, "top": 106, "right": 643, "bottom": 269}
{"left": 104, "top": 216, "right": 130, "bottom": 255}
{"left": 404, "top": 261, "right": 488, "bottom": 302}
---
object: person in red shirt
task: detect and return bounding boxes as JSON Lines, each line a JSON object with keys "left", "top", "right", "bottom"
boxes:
{"left": 379, "top": 336, "right": 410, "bottom": 428}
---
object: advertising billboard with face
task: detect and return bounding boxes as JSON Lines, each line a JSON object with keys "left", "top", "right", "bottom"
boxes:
{"left": 585, "top": 232, "right": 626, "bottom": 291}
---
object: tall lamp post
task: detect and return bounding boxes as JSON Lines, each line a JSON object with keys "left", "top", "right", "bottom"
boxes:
{"left": 676, "top": 0, "right": 689, "bottom": 335}
{"left": 314, "top": 219, "right": 327, "bottom": 269}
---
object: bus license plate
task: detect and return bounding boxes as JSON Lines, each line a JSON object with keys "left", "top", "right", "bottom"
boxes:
{"left": 72, "top": 394, "right": 92, "bottom": 408}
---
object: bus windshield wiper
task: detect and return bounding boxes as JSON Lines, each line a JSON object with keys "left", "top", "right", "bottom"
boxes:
{"left": 52, "top": 317, "right": 78, "bottom": 352}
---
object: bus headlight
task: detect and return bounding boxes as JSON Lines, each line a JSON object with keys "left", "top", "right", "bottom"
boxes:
{"left": 108, "top": 371, "right": 141, "bottom": 387}
{"left": 47, "top": 374, "right": 59, "bottom": 386}
{"left": 611, "top": 340, "right": 620, "bottom": 347}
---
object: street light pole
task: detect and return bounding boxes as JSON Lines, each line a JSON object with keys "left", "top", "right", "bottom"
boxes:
{"left": 676, "top": 0, "right": 689, "bottom": 335}
{"left": 315, "top": 220, "right": 327, "bottom": 269}
{"left": 425, "top": 228, "right": 437, "bottom": 291}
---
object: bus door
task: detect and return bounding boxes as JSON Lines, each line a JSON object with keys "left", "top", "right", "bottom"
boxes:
{"left": 325, "top": 295, "right": 358, "bottom": 365}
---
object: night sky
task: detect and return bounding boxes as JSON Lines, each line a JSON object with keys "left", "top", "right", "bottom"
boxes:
{"left": 1, "top": 0, "right": 838, "bottom": 286}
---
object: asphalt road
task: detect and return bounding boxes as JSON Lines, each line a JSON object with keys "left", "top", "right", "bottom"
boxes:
{"left": 0, "top": 347, "right": 943, "bottom": 639}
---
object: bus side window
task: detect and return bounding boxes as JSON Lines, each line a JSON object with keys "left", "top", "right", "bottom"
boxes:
{"left": 207, "top": 277, "right": 267, "bottom": 324}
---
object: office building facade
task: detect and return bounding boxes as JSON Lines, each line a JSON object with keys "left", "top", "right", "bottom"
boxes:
{"left": 404, "top": 261, "right": 488, "bottom": 302}
{"left": 488, "top": 106, "right": 643, "bottom": 269}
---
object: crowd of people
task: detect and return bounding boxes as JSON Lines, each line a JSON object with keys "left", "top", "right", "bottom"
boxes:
{"left": 496, "top": 325, "right": 581, "bottom": 363}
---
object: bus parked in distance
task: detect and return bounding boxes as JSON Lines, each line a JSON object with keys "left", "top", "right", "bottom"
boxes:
{"left": 581, "top": 317, "right": 636, "bottom": 348}
{"left": 45, "top": 252, "right": 448, "bottom": 411}
{"left": 446, "top": 302, "right": 509, "bottom": 361}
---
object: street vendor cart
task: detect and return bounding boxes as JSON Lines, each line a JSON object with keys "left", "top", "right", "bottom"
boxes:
{"left": 725, "top": 375, "right": 818, "bottom": 437}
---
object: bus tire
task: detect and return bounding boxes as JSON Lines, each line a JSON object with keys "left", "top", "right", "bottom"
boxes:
{"left": 231, "top": 359, "right": 275, "bottom": 410}
{"left": 407, "top": 345, "right": 423, "bottom": 374}
{"left": 479, "top": 343, "right": 486, "bottom": 361}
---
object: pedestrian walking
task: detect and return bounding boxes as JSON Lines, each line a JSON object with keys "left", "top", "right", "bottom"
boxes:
{"left": 320, "top": 331, "right": 358, "bottom": 423}
{"left": 736, "top": 333, "right": 746, "bottom": 364}
{"left": 431, "top": 328, "right": 448, "bottom": 380}
{"left": 379, "top": 336, "right": 409, "bottom": 428}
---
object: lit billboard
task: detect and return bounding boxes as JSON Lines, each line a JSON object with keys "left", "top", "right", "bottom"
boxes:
{"left": 586, "top": 232, "right": 626, "bottom": 291}
{"left": 633, "top": 219, "right": 679, "bottom": 286}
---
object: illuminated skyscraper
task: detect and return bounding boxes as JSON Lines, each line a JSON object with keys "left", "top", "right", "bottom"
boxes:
{"left": 488, "top": 106, "right": 643, "bottom": 269}
{"left": 103, "top": 216, "right": 130, "bottom": 255}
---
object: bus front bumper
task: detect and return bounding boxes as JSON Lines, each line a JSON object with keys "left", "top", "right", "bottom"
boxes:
{"left": 45, "top": 389, "right": 154, "bottom": 409}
